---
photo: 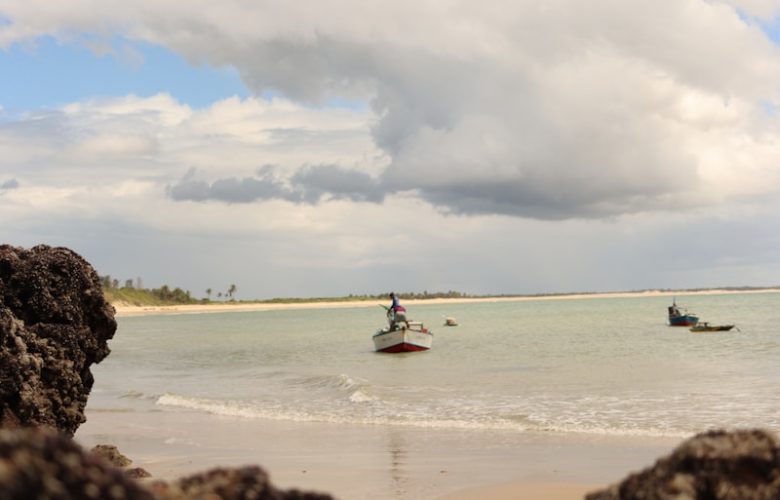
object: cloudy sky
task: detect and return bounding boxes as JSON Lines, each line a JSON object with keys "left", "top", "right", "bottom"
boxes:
{"left": 2, "top": 0, "right": 780, "bottom": 299}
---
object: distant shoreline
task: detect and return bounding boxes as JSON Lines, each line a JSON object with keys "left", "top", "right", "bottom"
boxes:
{"left": 111, "top": 287, "right": 780, "bottom": 317}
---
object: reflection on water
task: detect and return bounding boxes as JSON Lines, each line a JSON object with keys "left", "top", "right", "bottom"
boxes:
{"left": 388, "top": 430, "right": 407, "bottom": 498}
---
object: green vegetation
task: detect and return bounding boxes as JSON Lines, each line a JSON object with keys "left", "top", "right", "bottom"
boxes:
{"left": 101, "top": 275, "right": 200, "bottom": 306}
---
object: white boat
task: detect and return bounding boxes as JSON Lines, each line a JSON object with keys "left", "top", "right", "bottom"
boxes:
{"left": 373, "top": 321, "right": 433, "bottom": 353}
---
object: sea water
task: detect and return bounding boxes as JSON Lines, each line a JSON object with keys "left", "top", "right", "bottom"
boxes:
{"left": 86, "top": 292, "right": 780, "bottom": 440}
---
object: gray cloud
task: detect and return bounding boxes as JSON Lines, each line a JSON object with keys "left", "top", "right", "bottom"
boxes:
{"left": 291, "top": 164, "right": 385, "bottom": 203}
{"left": 167, "top": 164, "right": 383, "bottom": 205}
{"left": 167, "top": 167, "right": 300, "bottom": 204}
{"left": 1, "top": 178, "right": 19, "bottom": 192}
{"left": 4, "top": 1, "right": 780, "bottom": 220}
{"left": 135, "top": 1, "right": 780, "bottom": 219}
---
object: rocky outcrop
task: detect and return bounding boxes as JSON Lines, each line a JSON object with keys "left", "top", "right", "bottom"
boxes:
{"left": 150, "top": 466, "right": 334, "bottom": 499}
{"left": 0, "top": 244, "right": 117, "bottom": 436}
{"left": 0, "top": 244, "right": 337, "bottom": 499}
{"left": 0, "top": 428, "right": 333, "bottom": 500}
{"left": 0, "top": 427, "right": 154, "bottom": 500}
{"left": 91, "top": 444, "right": 133, "bottom": 467}
{"left": 587, "top": 429, "right": 780, "bottom": 499}
{"left": 91, "top": 444, "right": 151, "bottom": 478}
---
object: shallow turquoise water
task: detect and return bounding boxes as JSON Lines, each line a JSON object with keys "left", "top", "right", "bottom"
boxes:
{"left": 88, "top": 292, "right": 780, "bottom": 438}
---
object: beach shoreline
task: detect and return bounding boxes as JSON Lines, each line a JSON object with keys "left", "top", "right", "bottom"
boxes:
{"left": 112, "top": 288, "right": 780, "bottom": 317}
{"left": 76, "top": 406, "right": 678, "bottom": 500}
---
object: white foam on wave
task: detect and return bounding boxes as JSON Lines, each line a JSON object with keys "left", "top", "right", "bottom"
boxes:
{"left": 156, "top": 393, "right": 267, "bottom": 419}
{"left": 155, "top": 392, "right": 529, "bottom": 431}
{"left": 536, "top": 421, "right": 691, "bottom": 438}
{"left": 154, "top": 392, "right": 694, "bottom": 438}
{"left": 336, "top": 373, "right": 359, "bottom": 389}
{"left": 349, "top": 388, "right": 378, "bottom": 403}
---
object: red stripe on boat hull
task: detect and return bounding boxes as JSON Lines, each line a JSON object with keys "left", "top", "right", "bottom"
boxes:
{"left": 378, "top": 343, "right": 430, "bottom": 353}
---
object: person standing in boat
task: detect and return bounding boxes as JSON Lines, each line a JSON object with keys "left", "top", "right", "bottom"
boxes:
{"left": 388, "top": 292, "right": 408, "bottom": 330}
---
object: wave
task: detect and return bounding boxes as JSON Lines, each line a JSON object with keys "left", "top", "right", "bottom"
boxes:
{"left": 120, "top": 390, "right": 150, "bottom": 399}
{"left": 286, "top": 372, "right": 365, "bottom": 391}
{"left": 153, "top": 392, "right": 695, "bottom": 437}
{"left": 282, "top": 372, "right": 380, "bottom": 403}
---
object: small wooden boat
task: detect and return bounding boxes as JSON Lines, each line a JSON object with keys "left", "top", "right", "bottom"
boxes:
{"left": 374, "top": 303, "right": 433, "bottom": 353}
{"left": 690, "top": 322, "right": 735, "bottom": 332}
{"left": 668, "top": 299, "right": 699, "bottom": 327}
{"left": 444, "top": 317, "right": 458, "bottom": 326}
{"left": 373, "top": 322, "right": 433, "bottom": 353}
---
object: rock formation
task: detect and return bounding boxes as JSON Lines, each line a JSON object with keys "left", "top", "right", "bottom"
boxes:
{"left": 91, "top": 444, "right": 133, "bottom": 468}
{"left": 149, "top": 466, "right": 334, "bottom": 499}
{"left": 0, "top": 428, "right": 333, "bottom": 500}
{"left": 91, "top": 444, "right": 151, "bottom": 478}
{"left": 587, "top": 429, "right": 780, "bottom": 499}
{"left": 0, "top": 244, "right": 116, "bottom": 436}
{"left": 0, "top": 427, "right": 154, "bottom": 500}
{"left": 0, "top": 244, "right": 334, "bottom": 499}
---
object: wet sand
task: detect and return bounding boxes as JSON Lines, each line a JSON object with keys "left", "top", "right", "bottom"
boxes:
{"left": 75, "top": 406, "right": 678, "bottom": 499}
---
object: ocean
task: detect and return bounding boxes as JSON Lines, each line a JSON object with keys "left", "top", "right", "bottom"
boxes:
{"left": 86, "top": 291, "right": 780, "bottom": 440}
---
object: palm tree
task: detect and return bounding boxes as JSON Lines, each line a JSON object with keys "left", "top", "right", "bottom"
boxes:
{"left": 205, "top": 288, "right": 212, "bottom": 301}
{"left": 227, "top": 284, "right": 237, "bottom": 300}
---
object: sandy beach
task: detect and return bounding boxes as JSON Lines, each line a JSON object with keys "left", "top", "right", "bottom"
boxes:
{"left": 112, "top": 288, "right": 780, "bottom": 317}
{"left": 75, "top": 405, "right": 677, "bottom": 499}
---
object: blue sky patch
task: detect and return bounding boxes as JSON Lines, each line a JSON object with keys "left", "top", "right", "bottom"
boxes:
{"left": 0, "top": 35, "right": 249, "bottom": 110}
{"left": 762, "top": 18, "right": 780, "bottom": 44}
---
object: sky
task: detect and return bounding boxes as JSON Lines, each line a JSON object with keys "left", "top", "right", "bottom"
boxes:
{"left": 2, "top": 0, "right": 780, "bottom": 300}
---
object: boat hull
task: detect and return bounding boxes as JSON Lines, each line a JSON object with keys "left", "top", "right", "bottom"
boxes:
{"left": 669, "top": 315, "right": 699, "bottom": 327}
{"left": 690, "top": 324, "right": 735, "bottom": 332}
{"left": 373, "top": 327, "right": 433, "bottom": 353}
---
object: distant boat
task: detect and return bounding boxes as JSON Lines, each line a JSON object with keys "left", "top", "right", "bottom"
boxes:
{"left": 690, "top": 322, "right": 735, "bottom": 332}
{"left": 668, "top": 299, "right": 699, "bottom": 327}
{"left": 444, "top": 317, "right": 458, "bottom": 326}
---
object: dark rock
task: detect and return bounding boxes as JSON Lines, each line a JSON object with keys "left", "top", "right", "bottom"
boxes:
{"left": 126, "top": 467, "right": 153, "bottom": 479}
{"left": 0, "top": 244, "right": 116, "bottom": 436}
{"left": 0, "top": 427, "right": 153, "bottom": 499}
{"left": 91, "top": 444, "right": 133, "bottom": 468}
{"left": 1, "top": 429, "right": 333, "bottom": 500}
{"left": 90, "top": 444, "right": 153, "bottom": 479}
{"left": 0, "top": 245, "right": 336, "bottom": 498}
{"left": 586, "top": 429, "right": 780, "bottom": 500}
{"left": 149, "top": 465, "right": 335, "bottom": 500}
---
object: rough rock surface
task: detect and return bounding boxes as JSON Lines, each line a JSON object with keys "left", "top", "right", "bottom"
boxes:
{"left": 0, "top": 427, "right": 154, "bottom": 500}
{"left": 0, "top": 428, "right": 333, "bottom": 500}
{"left": 126, "top": 467, "right": 153, "bottom": 479}
{"left": 149, "top": 465, "right": 335, "bottom": 500}
{"left": 0, "top": 245, "right": 336, "bottom": 498}
{"left": 0, "top": 244, "right": 116, "bottom": 436}
{"left": 90, "top": 444, "right": 152, "bottom": 479}
{"left": 587, "top": 429, "right": 780, "bottom": 500}
{"left": 91, "top": 444, "right": 133, "bottom": 468}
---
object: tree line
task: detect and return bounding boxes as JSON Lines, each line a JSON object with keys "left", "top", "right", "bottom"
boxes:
{"left": 100, "top": 275, "right": 238, "bottom": 304}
